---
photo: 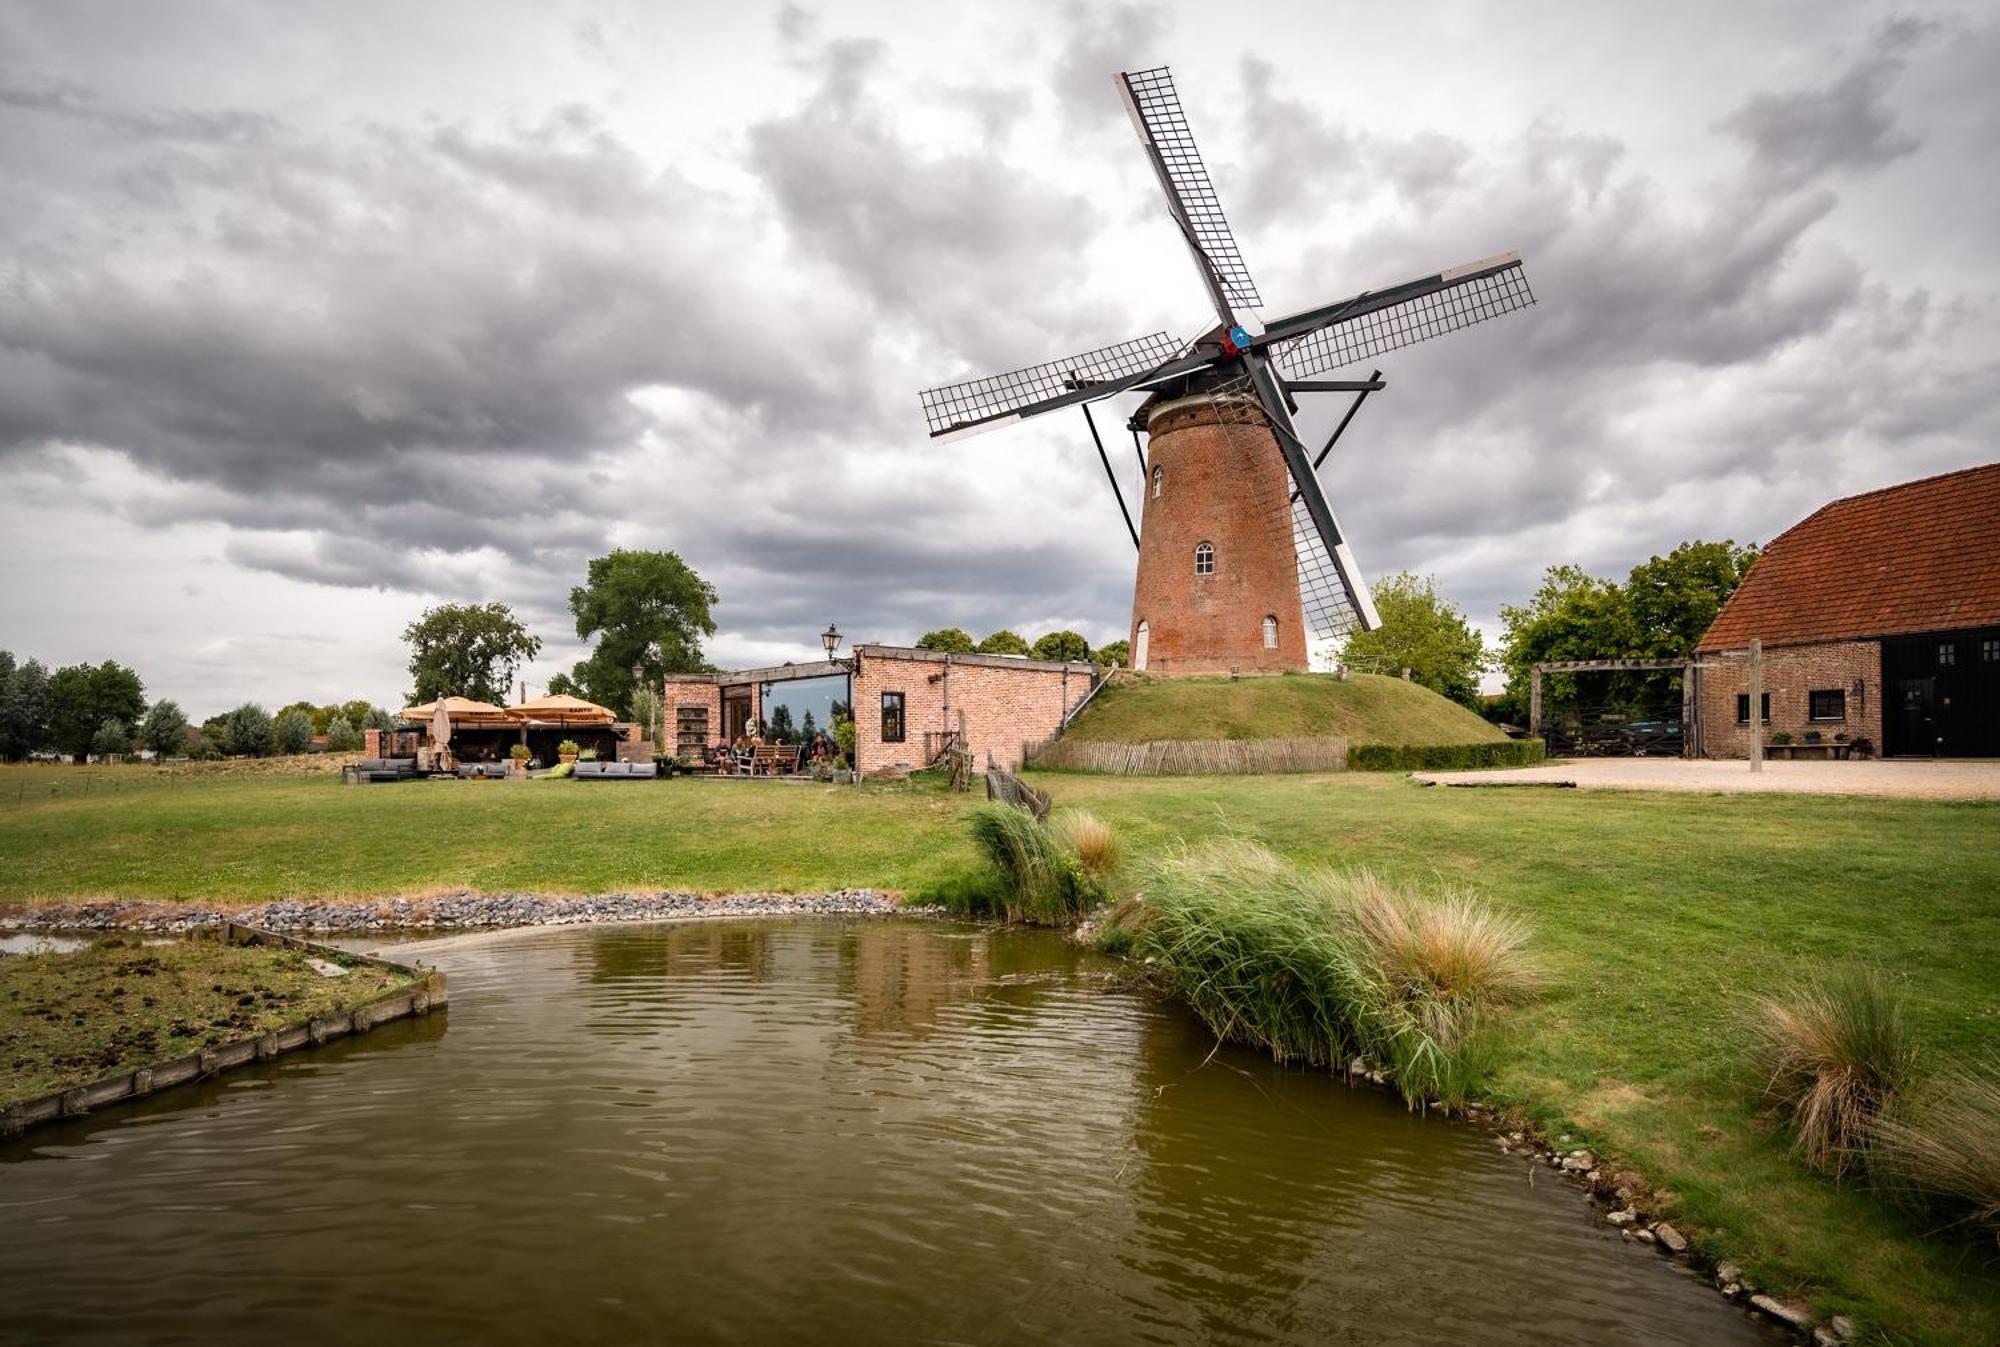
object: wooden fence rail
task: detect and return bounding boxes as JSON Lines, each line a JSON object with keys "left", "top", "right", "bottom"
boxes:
{"left": 1023, "top": 736, "right": 1349, "bottom": 776}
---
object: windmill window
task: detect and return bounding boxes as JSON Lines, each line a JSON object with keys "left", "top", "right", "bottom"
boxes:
{"left": 880, "top": 691, "right": 905, "bottom": 744}
{"left": 1984, "top": 639, "right": 2000, "bottom": 662}
{"left": 1808, "top": 689, "right": 1846, "bottom": 721}
{"left": 1194, "top": 542, "right": 1215, "bottom": 576}
{"left": 1152, "top": 466, "right": 1163, "bottom": 499}
{"left": 1735, "top": 693, "right": 1770, "bottom": 725}
{"left": 1262, "top": 615, "right": 1278, "bottom": 649}
{"left": 1938, "top": 643, "right": 1956, "bottom": 667}
{"left": 1135, "top": 621, "right": 1150, "bottom": 671}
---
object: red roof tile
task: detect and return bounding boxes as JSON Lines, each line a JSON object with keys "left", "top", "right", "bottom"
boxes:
{"left": 1698, "top": 462, "right": 2000, "bottom": 651}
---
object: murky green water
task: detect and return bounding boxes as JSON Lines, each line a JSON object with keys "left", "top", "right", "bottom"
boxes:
{"left": 1, "top": 920, "right": 1780, "bottom": 1344}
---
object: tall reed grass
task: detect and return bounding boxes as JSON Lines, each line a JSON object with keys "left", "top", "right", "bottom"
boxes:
{"left": 1750, "top": 970, "right": 1916, "bottom": 1179}
{"left": 1053, "top": 808, "right": 1120, "bottom": 877}
{"left": 964, "top": 802, "right": 1105, "bottom": 925}
{"left": 1870, "top": 1064, "right": 2000, "bottom": 1244}
{"left": 1125, "top": 838, "right": 1534, "bottom": 1107}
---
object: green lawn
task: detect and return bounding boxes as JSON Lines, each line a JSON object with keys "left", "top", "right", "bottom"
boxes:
{"left": 1064, "top": 670, "right": 1506, "bottom": 744}
{"left": 1, "top": 762, "right": 1995, "bottom": 1342}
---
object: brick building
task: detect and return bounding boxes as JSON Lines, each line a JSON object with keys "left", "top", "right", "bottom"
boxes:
{"left": 666, "top": 645, "right": 1098, "bottom": 775}
{"left": 1692, "top": 463, "right": 2000, "bottom": 758}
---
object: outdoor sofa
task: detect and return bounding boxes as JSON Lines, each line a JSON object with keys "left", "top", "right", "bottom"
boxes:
{"left": 573, "top": 761, "right": 658, "bottom": 781}
{"left": 343, "top": 757, "right": 420, "bottom": 784}
{"left": 455, "top": 762, "right": 512, "bottom": 779}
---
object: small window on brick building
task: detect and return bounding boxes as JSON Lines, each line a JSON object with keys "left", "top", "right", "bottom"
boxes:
{"left": 1938, "top": 643, "right": 1957, "bottom": 667}
{"left": 1262, "top": 615, "right": 1278, "bottom": 649}
{"left": 1809, "top": 688, "right": 1845, "bottom": 721}
{"left": 1736, "top": 692, "right": 1770, "bottom": 724}
{"left": 880, "top": 691, "right": 905, "bottom": 744}
{"left": 1984, "top": 638, "right": 2000, "bottom": 662}
{"left": 1194, "top": 542, "right": 1214, "bottom": 575}
{"left": 1152, "top": 465, "right": 1163, "bottom": 499}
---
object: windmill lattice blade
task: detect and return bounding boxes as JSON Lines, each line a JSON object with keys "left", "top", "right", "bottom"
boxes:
{"left": 1118, "top": 67, "right": 1261, "bottom": 315}
{"left": 1270, "top": 255, "right": 1534, "bottom": 381}
{"left": 919, "top": 332, "right": 1182, "bottom": 438}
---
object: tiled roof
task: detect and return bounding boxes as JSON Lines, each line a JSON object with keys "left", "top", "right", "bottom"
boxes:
{"left": 1698, "top": 462, "right": 2000, "bottom": 651}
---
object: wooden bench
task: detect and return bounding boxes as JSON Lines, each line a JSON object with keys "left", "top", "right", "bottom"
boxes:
{"left": 749, "top": 745, "right": 802, "bottom": 776}
{"left": 1766, "top": 743, "right": 1851, "bottom": 760}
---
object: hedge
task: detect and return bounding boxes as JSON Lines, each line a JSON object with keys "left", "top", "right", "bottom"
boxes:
{"left": 1348, "top": 740, "right": 1546, "bottom": 772}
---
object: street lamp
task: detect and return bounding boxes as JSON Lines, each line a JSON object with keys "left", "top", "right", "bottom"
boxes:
{"left": 821, "top": 623, "right": 841, "bottom": 658}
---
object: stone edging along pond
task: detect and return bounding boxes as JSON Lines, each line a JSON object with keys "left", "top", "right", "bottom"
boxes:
{"left": 2, "top": 922, "right": 446, "bottom": 1141}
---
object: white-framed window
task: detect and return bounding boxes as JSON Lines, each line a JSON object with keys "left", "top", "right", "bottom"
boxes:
{"left": 1151, "top": 465, "right": 1163, "bottom": 499}
{"left": 1134, "top": 621, "right": 1150, "bottom": 671}
{"left": 1262, "top": 615, "right": 1278, "bottom": 649}
{"left": 1194, "top": 542, "right": 1214, "bottom": 575}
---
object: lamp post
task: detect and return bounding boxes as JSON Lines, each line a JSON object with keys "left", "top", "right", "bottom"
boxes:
{"left": 821, "top": 623, "right": 841, "bottom": 658}
{"left": 820, "top": 623, "right": 858, "bottom": 787}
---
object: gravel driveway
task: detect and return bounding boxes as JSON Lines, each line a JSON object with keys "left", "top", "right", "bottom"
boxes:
{"left": 1414, "top": 758, "right": 2000, "bottom": 800}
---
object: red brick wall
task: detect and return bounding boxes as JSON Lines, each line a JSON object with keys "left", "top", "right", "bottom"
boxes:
{"left": 664, "top": 678, "right": 723, "bottom": 753}
{"left": 853, "top": 649, "right": 1094, "bottom": 773}
{"left": 1695, "top": 640, "right": 1881, "bottom": 757}
{"left": 1129, "top": 392, "right": 1309, "bottom": 675}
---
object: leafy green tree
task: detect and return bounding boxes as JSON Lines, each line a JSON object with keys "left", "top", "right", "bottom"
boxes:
{"left": 91, "top": 718, "right": 131, "bottom": 759}
{"left": 338, "top": 699, "right": 377, "bottom": 730}
{"left": 627, "top": 685, "right": 664, "bottom": 746}
{"left": 138, "top": 700, "right": 190, "bottom": 758}
{"left": 324, "top": 715, "right": 364, "bottom": 752}
{"left": 273, "top": 708, "right": 315, "bottom": 755}
{"left": 1030, "top": 631, "right": 1092, "bottom": 663}
{"left": 975, "top": 629, "right": 1031, "bottom": 656}
{"left": 403, "top": 602, "right": 543, "bottom": 705}
{"left": 1624, "top": 540, "right": 1759, "bottom": 657}
{"left": 221, "top": 703, "right": 275, "bottom": 757}
{"left": 0, "top": 652, "right": 52, "bottom": 760}
{"left": 46, "top": 661, "right": 146, "bottom": 759}
{"left": 915, "top": 627, "right": 976, "bottom": 653}
{"left": 545, "top": 671, "right": 582, "bottom": 697}
{"left": 565, "top": 549, "right": 717, "bottom": 713}
{"left": 361, "top": 705, "right": 398, "bottom": 731}
{"left": 1341, "top": 573, "right": 1489, "bottom": 708}
{"left": 1095, "top": 639, "right": 1130, "bottom": 668}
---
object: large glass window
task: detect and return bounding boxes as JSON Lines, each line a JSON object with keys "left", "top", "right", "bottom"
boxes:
{"left": 880, "top": 691, "right": 906, "bottom": 744}
{"left": 758, "top": 673, "right": 851, "bottom": 746}
{"left": 1194, "top": 542, "right": 1214, "bottom": 575}
{"left": 1808, "top": 689, "right": 1846, "bottom": 721}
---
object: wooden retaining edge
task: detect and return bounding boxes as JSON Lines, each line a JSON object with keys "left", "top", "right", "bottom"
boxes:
{"left": 1, "top": 922, "right": 446, "bottom": 1141}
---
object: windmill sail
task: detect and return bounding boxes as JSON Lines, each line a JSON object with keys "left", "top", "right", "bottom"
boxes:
{"left": 919, "top": 331, "right": 1186, "bottom": 439}
{"left": 1117, "top": 66, "right": 1261, "bottom": 322}
{"left": 1268, "top": 252, "right": 1534, "bottom": 381}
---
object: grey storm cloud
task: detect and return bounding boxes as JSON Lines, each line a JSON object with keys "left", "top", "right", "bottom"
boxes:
{"left": 0, "top": 1, "right": 1995, "bottom": 709}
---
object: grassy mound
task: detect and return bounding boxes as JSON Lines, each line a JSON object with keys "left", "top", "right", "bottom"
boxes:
{"left": 1062, "top": 671, "right": 1505, "bottom": 747}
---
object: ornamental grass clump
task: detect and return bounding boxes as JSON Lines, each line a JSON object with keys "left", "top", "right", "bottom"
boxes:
{"left": 1750, "top": 969, "right": 1916, "bottom": 1179}
{"left": 965, "top": 802, "right": 1104, "bottom": 925}
{"left": 1130, "top": 839, "right": 1534, "bottom": 1107}
{"left": 1869, "top": 1064, "right": 2000, "bottom": 1244}
{"left": 1054, "top": 808, "right": 1121, "bottom": 878}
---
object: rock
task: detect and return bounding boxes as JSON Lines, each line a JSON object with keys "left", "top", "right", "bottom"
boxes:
{"left": 1652, "top": 1222, "right": 1688, "bottom": 1255}
{"left": 1631, "top": 1228, "right": 1655, "bottom": 1244}
{"left": 1713, "top": 1262, "right": 1742, "bottom": 1288}
{"left": 1605, "top": 1209, "right": 1637, "bottom": 1227}
{"left": 1560, "top": 1152, "right": 1594, "bottom": 1172}
{"left": 1813, "top": 1330, "right": 1840, "bottom": 1347}
{"left": 1720, "top": 1282, "right": 1742, "bottom": 1300}
{"left": 1749, "top": 1296, "right": 1814, "bottom": 1331}
{"left": 1827, "top": 1315, "right": 1856, "bottom": 1342}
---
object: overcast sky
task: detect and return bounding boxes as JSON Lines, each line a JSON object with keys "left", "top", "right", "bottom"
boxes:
{"left": 3, "top": 0, "right": 1995, "bottom": 712}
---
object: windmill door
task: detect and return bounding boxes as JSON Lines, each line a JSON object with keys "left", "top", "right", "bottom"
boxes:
{"left": 1135, "top": 621, "right": 1150, "bottom": 672}
{"left": 1889, "top": 676, "right": 1938, "bottom": 757}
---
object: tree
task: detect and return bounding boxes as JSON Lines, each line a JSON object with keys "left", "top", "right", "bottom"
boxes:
{"left": 1624, "top": 540, "right": 1758, "bottom": 658}
{"left": 566, "top": 549, "right": 717, "bottom": 714}
{"left": 221, "top": 703, "right": 275, "bottom": 757}
{"left": 628, "top": 685, "right": 664, "bottom": 746}
{"left": 324, "top": 715, "right": 363, "bottom": 752}
{"left": 338, "top": 699, "right": 377, "bottom": 731}
{"left": 1031, "top": 631, "right": 1092, "bottom": 663}
{"left": 1340, "top": 573, "right": 1489, "bottom": 708}
{"left": 46, "top": 661, "right": 146, "bottom": 759}
{"left": 273, "top": 708, "right": 315, "bottom": 755}
{"left": 915, "top": 627, "right": 976, "bottom": 653}
{"left": 360, "top": 705, "right": 398, "bottom": 731}
{"left": 545, "top": 671, "right": 582, "bottom": 697}
{"left": 766, "top": 703, "right": 796, "bottom": 743}
{"left": 1095, "top": 639, "right": 1130, "bottom": 668}
{"left": 403, "top": 602, "right": 543, "bottom": 705}
{"left": 0, "top": 653, "right": 51, "bottom": 760}
{"left": 975, "top": 629, "right": 1031, "bottom": 656}
{"left": 138, "top": 700, "right": 190, "bottom": 758}
{"left": 91, "top": 719, "right": 131, "bottom": 759}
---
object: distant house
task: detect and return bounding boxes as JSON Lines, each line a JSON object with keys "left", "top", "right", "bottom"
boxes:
{"left": 1693, "top": 463, "right": 2000, "bottom": 758}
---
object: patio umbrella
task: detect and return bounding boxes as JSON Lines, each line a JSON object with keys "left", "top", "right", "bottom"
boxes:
{"left": 431, "top": 701, "right": 452, "bottom": 756}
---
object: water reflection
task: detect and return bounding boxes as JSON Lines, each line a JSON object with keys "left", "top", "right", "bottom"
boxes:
{"left": 0, "top": 921, "right": 1779, "bottom": 1346}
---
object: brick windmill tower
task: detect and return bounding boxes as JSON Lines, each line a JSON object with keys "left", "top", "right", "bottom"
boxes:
{"left": 920, "top": 67, "right": 1535, "bottom": 674}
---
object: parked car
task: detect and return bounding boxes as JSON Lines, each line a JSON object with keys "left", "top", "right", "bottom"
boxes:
{"left": 1616, "top": 720, "right": 1683, "bottom": 755}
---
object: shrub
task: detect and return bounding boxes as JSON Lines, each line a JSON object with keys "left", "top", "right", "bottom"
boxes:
{"left": 273, "top": 708, "right": 314, "bottom": 755}
{"left": 1349, "top": 740, "right": 1546, "bottom": 771}
{"left": 1750, "top": 970, "right": 1916, "bottom": 1178}
{"left": 1054, "top": 808, "right": 1120, "bottom": 876}
{"left": 90, "top": 718, "right": 131, "bottom": 759}
{"left": 1130, "top": 839, "right": 1534, "bottom": 1107}
{"left": 323, "top": 714, "right": 363, "bottom": 752}
{"left": 220, "top": 703, "right": 274, "bottom": 757}
{"left": 557, "top": 739, "right": 581, "bottom": 756}
{"left": 965, "top": 802, "right": 1103, "bottom": 925}
{"left": 1870, "top": 1064, "right": 2000, "bottom": 1243}
{"left": 508, "top": 743, "right": 531, "bottom": 761}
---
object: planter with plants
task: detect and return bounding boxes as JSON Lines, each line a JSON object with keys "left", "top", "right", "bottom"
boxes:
{"left": 508, "top": 743, "right": 532, "bottom": 776}
{"left": 578, "top": 749, "right": 598, "bottom": 763}
{"left": 556, "top": 739, "right": 581, "bottom": 764}
{"left": 1803, "top": 730, "right": 1823, "bottom": 745}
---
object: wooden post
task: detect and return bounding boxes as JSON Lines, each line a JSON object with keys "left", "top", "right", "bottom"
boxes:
{"left": 1681, "top": 661, "right": 1695, "bottom": 758}
{"left": 1748, "top": 639, "right": 1763, "bottom": 773}
{"left": 1529, "top": 667, "right": 1543, "bottom": 739}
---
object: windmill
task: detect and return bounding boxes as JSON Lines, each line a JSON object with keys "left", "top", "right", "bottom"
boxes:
{"left": 918, "top": 66, "right": 1535, "bottom": 674}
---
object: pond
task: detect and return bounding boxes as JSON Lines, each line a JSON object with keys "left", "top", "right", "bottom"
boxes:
{"left": 0, "top": 920, "right": 1781, "bottom": 1344}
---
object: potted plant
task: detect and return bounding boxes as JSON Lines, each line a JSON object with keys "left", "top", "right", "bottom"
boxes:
{"left": 557, "top": 738, "right": 580, "bottom": 764}
{"left": 831, "top": 752, "right": 854, "bottom": 785}
{"left": 1803, "top": 730, "right": 1823, "bottom": 745}
{"left": 1833, "top": 731, "right": 1848, "bottom": 743}
{"left": 1849, "top": 736, "right": 1874, "bottom": 759}
{"left": 1770, "top": 731, "right": 1792, "bottom": 745}
{"left": 508, "top": 743, "right": 532, "bottom": 776}
{"left": 578, "top": 748, "right": 598, "bottom": 763}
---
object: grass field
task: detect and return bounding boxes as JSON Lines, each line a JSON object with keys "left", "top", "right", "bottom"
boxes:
{"left": 1061, "top": 670, "right": 1506, "bottom": 745}
{"left": 1, "top": 761, "right": 1995, "bottom": 1342}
